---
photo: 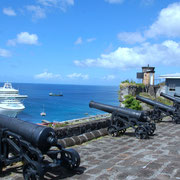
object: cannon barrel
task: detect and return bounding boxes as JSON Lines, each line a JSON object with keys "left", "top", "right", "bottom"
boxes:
{"left": 136, "top": 95, "right": 176, "bottom": 113}
{"left": 160, "top": 92, "right": 180, "bottom": 104}
{"left": 0, "top": 115, "right": 56, "bottom": 152}
{"left": 174, "top": 93, "right": 180, "bottom": 98}
{"left": 89, "top": 101, "right": 145, "bottom": 120}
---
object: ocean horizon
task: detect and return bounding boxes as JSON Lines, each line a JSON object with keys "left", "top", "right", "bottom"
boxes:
{"left": 6, "top": 83, "right": 120, "bottom": 123}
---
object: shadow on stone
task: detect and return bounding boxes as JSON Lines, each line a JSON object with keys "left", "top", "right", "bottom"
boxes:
{"left": 124, "top": 132, "right": 154, "bottom": 139}
{"left": 44, "top": 166, "right": 86, "bottom": 179}
{"left": 124, "top": 132, "right": 135, "bottom": 137}
{"left": 160, "top": 120, "right": 173, "bottom": 123}
{"left": 0, "top": 165, "right": 86, "bottom": 180}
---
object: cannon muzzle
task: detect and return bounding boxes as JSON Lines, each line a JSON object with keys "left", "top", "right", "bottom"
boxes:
{"left": 0, "top": 114, "right": 56, "bottom": 152}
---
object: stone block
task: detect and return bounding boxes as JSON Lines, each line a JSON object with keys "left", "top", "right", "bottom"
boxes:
{"left": 63, "top": 137, "right": 75, "bottom": 147}
{"left": 84, "top": 132, "right": 94, "bottom": 141}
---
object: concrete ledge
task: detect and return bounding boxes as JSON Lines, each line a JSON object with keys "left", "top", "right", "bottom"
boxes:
{"left": 58, "top": 128, "right": 108, "bottom": 148}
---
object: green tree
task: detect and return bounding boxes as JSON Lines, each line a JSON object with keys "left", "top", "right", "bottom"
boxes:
{"left": 122, "top": 95, "right": 142, "bottom": 110}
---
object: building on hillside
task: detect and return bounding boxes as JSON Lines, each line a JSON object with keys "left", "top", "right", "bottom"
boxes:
{"left": 160, "top": 73, "right": 180, "bottom": 95}
{"left": 137, "top": 65, "right": 155, "bottom": 85}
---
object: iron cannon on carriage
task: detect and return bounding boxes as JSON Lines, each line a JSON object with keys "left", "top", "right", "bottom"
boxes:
{"left": 0, "top": 115, "right": 80, "bottom": 180}
{"left": 160, "top": 92, "right": 180, "bottom": 110}
{"left": 89, "top": 101, "right": 156, "bottom": 139}
{"left": 136, "top": 95, "right": 180, "bottom": 123}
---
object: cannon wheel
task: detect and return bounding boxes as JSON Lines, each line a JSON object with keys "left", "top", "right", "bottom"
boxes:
{"left": 135, "top": 127, "right": 148, "bottom": 139}
{"left": 118, "top": 128, "right": 126, "bottom": 136}
{"left": 148, "top": 123, "right": 156, "bottom": 135}
{"left": 23, "top": 162, "right": 44, "bottom": 180}
{"left": 107, "top": 126, "right": 118, "bottom": 137}
{"left": 145, "top": 123, "right": 156, "bottom": 136}
{"left": 61, "top": 149, "right": 80, "bottom": 170}
{"left": 116, "top": 121, "right": 126, "bottom": 135}
{"left": 150, "top": 111, "right": 162, "bottom": 123}
{"left": 172, "top": 117, "right": 180, "bottom": 124}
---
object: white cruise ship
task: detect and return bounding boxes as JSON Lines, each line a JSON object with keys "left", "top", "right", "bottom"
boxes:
{"left": 0, "top": 83, "right": 28, "bottom": 117}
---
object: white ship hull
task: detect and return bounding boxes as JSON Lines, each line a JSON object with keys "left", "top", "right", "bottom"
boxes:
{"left": 0, "top": 107, "right": 24, "bottom": 118}
{"left": 0, "top": 83, "right": 27, "bottom": 118}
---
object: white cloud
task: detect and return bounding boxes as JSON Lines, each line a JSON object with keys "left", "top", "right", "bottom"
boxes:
{"left": 87, "top": 38, "right": 96, "bottom": 43}
{"left": 117, "top": 2, "right": 180, "bottom": 44}
{"left": 103, "top": 75, "right": 116, "bottom": 80}
{"left": 74, "top": 37, "right": 96, "bottom": 45}
{"left": 118, "top": 32, "right": 145, "bottom": 44}
{"left": 74, "top": 40, "right": 180, "bottom": 69}
{"left": 145, "top": 2, "right": 180, "bottom": 38}
{"left": 141, "top": 0, "right": 154, "bottom": 6}
{"left": 34, "top": 71, "right": 62, "bottom": 79}
{"left": 105, "top": 0, "right": 124, "bottom": 4}
{"left": 37, "top": 0, "right": 74, "bottom": 11}
{"left": 67, "top": 73, "right": 89, "bottom": 80}
{"left": 26, "top": 5, "right": 46, "bottom": 20}
{"left": 37, "top": 0, "right": 58, "bottom": 6}
{"left": 3, "top": 7, "right": 16, "bottom": 16}
{"left": 74, "top": 37, "right": 82, "bottom": 45}
{"left": 0, "top": 48, "right": 11, "bottom": 57}
{"left": 7, "top": 40, "right": 16, "bottom": 46}
{"left": 7, "top": 32, "right": 38, "bottom": 46}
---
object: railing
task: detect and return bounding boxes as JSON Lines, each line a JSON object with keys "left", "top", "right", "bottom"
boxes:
{"left": 135, "top": 78, "right": 162, "bottom": 85}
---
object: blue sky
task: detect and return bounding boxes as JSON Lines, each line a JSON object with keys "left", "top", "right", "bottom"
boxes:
{"left": 0, "top": 0, "right": 180, "bottom": 85}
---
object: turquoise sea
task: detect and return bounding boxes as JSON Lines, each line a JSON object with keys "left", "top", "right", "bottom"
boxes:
{"left": 10, "top": 83, "right": 119, "bottom": 123}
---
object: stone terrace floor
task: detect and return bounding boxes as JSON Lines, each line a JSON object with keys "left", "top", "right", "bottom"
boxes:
{"left": 2, "top": 118, "right": 180, "bottom": 180}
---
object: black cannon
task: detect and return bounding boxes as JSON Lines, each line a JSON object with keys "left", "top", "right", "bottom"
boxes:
{"left": 160, "top": 92, "right": 180, "bottom": 109}
{"left": 174, "top": 93, "right": 180, "bottom": 98}
{"left": 136, "top": 95, "right": 180, "bottom": 123}
{"left": 0, "top": 115, "right": 80, "bottom": 179}
{"left": 89, "top": 101, "right": 156, "bottom": 139}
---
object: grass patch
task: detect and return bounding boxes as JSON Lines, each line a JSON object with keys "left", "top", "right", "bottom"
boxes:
{"left": 139, "top": 92, "right": 173, "bottom": 106}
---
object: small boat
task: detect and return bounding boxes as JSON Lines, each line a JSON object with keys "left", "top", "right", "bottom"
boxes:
{"left": 40, "top": 105, "right": 46, "bottom": 116}
{"left": 49, "top": 92, "right": 63, "bottom": 96}
{"left": 40, "top": 112, "right": 46, "bottom": 116}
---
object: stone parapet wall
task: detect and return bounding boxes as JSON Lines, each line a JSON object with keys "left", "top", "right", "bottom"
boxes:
{"left": 58, "top": 128, "right": 108, "bottom": 148}
{"left": 55, "top": 117, "right": 111, "bottom": 139}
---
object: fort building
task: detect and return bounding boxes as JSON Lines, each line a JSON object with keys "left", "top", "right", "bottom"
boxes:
{"left": 160, "top": 74, "right": 180, "bottom": 96}
{"left": 137, "top": 65, "right": 155, "bottom": 86}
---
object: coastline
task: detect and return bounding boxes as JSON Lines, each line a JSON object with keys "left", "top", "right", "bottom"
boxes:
{"left": 16, "top": 83, "right": 119, "bottom": 123}
{"left": 40, "top": 113, "right": 111, "bottom": 127}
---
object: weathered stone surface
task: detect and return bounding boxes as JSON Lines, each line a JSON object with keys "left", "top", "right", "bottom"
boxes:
{"left": 55, "top": 117, "right": 110, "bottom": 139}
{"left": 2, "top": 118, "right": 180, "bottom": 180}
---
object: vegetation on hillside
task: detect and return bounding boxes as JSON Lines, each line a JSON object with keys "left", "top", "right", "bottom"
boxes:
{"left": 122, "top": 95, "right": 142, "bottom": 110}
{"left": 120, "top": 79, "right": 145, "bottom": 89}
{"left": 119, "top": 79, "right": 170, "bottom": 111}
{"left": 121, "top": 79, "right": 136, "bottom": 84}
